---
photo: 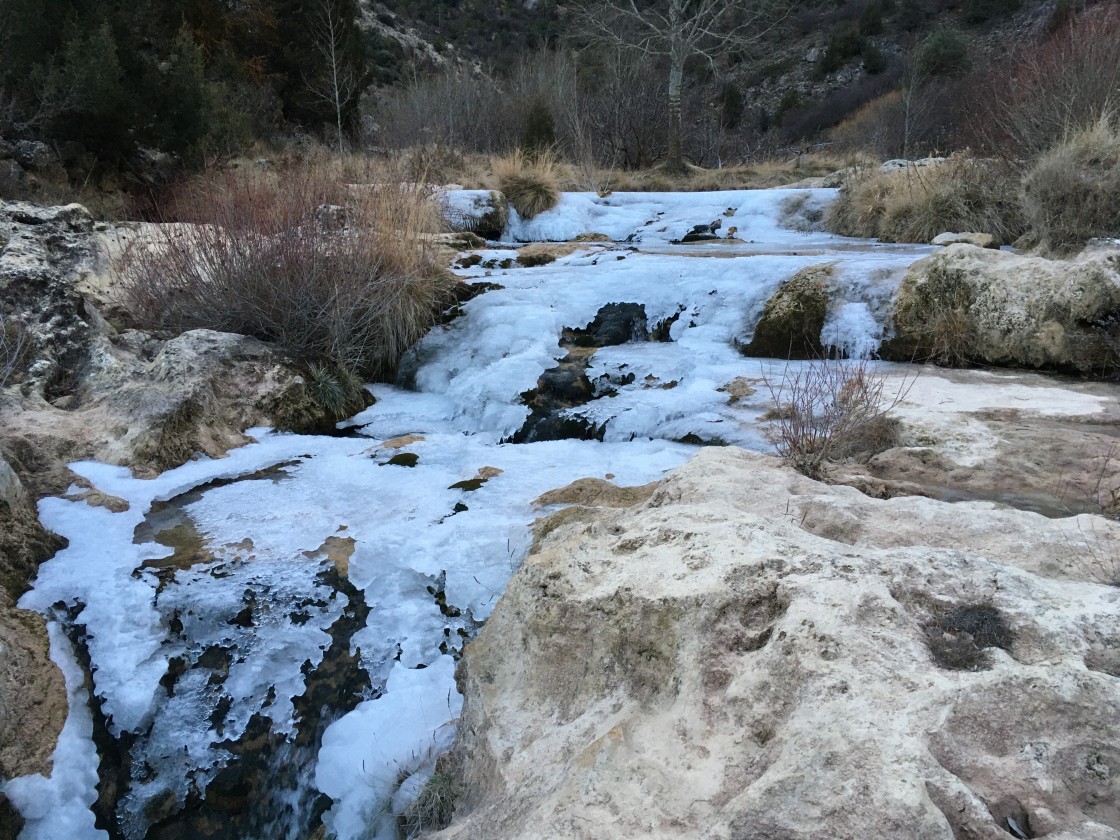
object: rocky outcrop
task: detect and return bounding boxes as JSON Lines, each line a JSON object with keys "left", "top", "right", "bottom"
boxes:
{"left": 880, "top": 244, "right": 1120, "bottom": 372}
{"left": 442, "top": 447, "right": 1120, "bottom": 840}
{"left": 739, "top": 263, "right": 833, "bottom": 359}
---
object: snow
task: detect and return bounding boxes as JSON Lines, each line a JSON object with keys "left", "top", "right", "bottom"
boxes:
{"left": 22, "top": 186, "right": 1095, "bottom": 840}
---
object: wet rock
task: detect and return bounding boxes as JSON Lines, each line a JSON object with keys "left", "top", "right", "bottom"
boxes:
{"left": 739, "top": 263, "right": 833, "bottom": 359}
{"left": 511, "top": 303, "right": 651, "bottom": 443}
{"left": 442, "top": 447, "right": 1120, "bottom": 840}
{"left": 570, "top": 303, "right": 649, "bottom": 348}
{"left": 880, "top": 244, "right": 1120, "bottom": 372}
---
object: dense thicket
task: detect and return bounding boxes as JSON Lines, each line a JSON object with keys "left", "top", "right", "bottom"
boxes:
{"left": 0, "top": 0, "right": 370, "bottom": 169}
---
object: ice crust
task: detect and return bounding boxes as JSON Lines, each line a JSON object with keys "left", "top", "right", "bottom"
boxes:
{"left": 15, "top": 188, "right": 943, "bottom": 839}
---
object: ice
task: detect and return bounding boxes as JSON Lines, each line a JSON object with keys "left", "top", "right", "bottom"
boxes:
{"left": 2, "top": 623, "right": 107, "bottom": 840}
{"left": 316, "top": 658, "right": 461, "bottom": 840}
{"left": 495, "top": 188, "right": 857, "bottom": 247}
{"left": 12, "top": 187, "right": 943, "bottom": 839}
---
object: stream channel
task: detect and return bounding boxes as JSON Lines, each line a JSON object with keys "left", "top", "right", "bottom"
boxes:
{"left": 11, "top": 188, "right": 999, "bottom": 839}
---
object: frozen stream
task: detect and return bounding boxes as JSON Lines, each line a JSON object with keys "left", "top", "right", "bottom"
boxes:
{"left": 9, "top": 189, "right": 939, "bottom": 839}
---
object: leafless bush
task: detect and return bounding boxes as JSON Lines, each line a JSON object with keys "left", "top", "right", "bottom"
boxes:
{"left": 118, "top": 162, "right": 453, "bottom": 379}
{"left": 976, "top": 4, "right": 1120, "bottom": 157}
{"left": 0, "top": 314, "right": 28, "bottom": 388}
{"left": 761, "top": 357, "right": 910, "bottom": 479}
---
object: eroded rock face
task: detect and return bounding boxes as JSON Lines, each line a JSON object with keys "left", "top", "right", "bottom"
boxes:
{"left": 880, "top": 244, "right": 1120, "bottom": 372}
{"left": 443, "top": 447, "right": 1120, "bottom": 840}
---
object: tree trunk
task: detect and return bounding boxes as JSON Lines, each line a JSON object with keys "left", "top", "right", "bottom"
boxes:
{"left": 666, "top": 58, "right": 686, "bottom": 173}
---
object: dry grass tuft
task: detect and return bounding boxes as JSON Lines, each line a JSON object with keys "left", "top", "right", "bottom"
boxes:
{"left": 826, "top": 156, "right": 1024, "bottom": 245}
{"left": 490, "top": 150, "right": 562, "bottom": 219}
{"left": 925, "top": 603, "right": 1013, "bottom": 672}
{"left": 397, "top": 767, "right": 458, "bottom": 839}
{"left": 1021, "top": 116, "right": 1120, "bottom": 254}
{"left": 117, "top": 160, "right": 454, "bottom": 381}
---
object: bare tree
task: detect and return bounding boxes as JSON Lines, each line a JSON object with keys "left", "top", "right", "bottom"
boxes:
{"left": 570, "top": 0, "right": 789, "bottom": 172}
{"left": 306, "top": 0, "right": 366, "bottom": 157}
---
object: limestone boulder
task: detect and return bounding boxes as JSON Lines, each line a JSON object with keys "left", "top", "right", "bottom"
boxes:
{"left": 931, "top": 232, "right": 999, "bottom": 248}
{"left": 442, "top": 447, "right": 1120, "bottom": 840}
{"left": 880, "top": 244, "right": 1120, "bottom": 372}
{"left": 739, "top": 263, "right": 833, "bottom": 359}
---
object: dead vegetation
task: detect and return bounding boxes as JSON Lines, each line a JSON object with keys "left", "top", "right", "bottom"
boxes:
{"left": 761, "top": 356, "right": 908, "bottom": 479}
{"left": 117, "top": 159, "right": 454, "bottom": 383}
{"left": 925, "top": 603, "right": 1013, "bottom": 671}
{"left": 825, "top": 156, "right": 1023, "bottom": 245}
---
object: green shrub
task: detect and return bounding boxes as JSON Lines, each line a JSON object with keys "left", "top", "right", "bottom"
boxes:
{"left": 859, "top": 0, "right": 886, "bottom": 36}
{"left": 820, "top": 25, "right": 867, "bottom": 75}
{"left": 917, "top": 28, "right": 971, "bottom": 77}
{"left": 862, "top": 43, "right": 888, "bottom": 74}
{"left": 1021, "top": 117, "right": 1120, "bottom": 253}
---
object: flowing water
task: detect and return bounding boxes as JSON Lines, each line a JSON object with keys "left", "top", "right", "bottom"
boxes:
{"left": 5, "top": 189, "right": 1022, "bottom": 839}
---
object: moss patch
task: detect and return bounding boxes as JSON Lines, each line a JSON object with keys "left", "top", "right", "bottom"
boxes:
{"left": 740, "top": 264, "right": 833, "bottom": 359}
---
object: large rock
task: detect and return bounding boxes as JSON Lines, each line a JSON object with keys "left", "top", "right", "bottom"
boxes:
{"left": 880, "top": 244, "right": 1120, "bottom": 372}
{"left": 442, "top": 447, "right": 1120, "bottom": 840}
{"left": 739, "top": 263, "right": 832, "bottom": 359}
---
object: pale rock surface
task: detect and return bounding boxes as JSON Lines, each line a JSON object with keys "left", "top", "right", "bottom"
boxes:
{"left": 931, "top": 231, "right": 998, "bottom": 248}
{"left": 442, "top": 447, "right": 1120, "bottom": 840}
{"left": 882, "top": 243, "right": 1120, "bottom": 372}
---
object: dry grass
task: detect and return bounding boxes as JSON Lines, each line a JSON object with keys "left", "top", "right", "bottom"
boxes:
{"left": 761, "top": 357, "right": 910, "bottom": 479}
{"left": 397, "top": 767, "right": 458, "bottom": 838}
{"left": 925, "top": 603, "right": 1013, "bottom": 672}
{"left": 826, "top": 155, "right": 1024, "bottom": 245}
{"left": 489, "top": 150, "right": 562, "bottom": 219}
{"left": 117, "top": 159, "right": 454, "bottom": 381}
{"left": 1021, "top": 116, "right": 1120, "bottom": 254}
{"left": 374, "top": 146, "right": 859, "bottom": 194}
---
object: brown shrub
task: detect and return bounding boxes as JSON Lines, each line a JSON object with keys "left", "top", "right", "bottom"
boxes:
{"left": 118, "top": 162, "right": 454, "bottom": 381}
{"left": 979, "top": 4, "right": 1120, "bottom": 157}
{"left": 1021, "top": 117, "right": 1120, "bottom": 254}
{"left": 826, "top": 156, "right": 1024, "bottom": 244}
{"left": 490, "top": 150, "right": 561, "bottom": 219}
